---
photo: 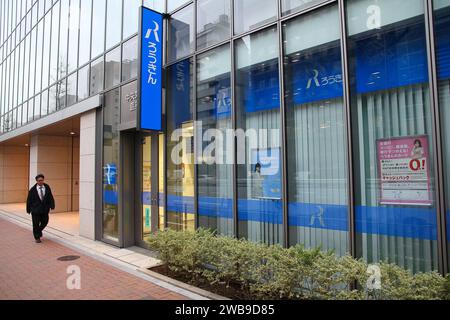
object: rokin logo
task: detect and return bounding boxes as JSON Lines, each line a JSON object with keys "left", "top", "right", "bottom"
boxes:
{"left": 145, "top": 20, "right": 160, "bottom": 43}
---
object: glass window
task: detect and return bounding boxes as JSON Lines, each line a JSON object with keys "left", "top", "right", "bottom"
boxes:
{"left": 234, "top": 0, "right": 277, "bottom": 35}
{"left": 79, "top": 0, "right": 92, "bottom": 66}
{"left": 77, "top": 64, "right": 89, "bottom": 101}
{"left": 48, "top": 84, "right": 57, "bottom": 113}
{"left": 41, "top": 88, "right": 48, "bottom": 116}
{"left": 347, "top": 0, "right": 438, "bottom": 272}
{"left": 91, "top": 0, "right": 105, "bottom": 58}
{"left": 121, "top": 36, "right": 138, "bottom": 82}
{"left": 197, "top": 45, "right": 233, "bottom": 236}
{"left": 34, "top": 20, "right": 44, "bottom": 94}
{"left": 33, "top": 94, "right": 41, "bottom": 120}
{"left": 433, "top": 0, "right": 450, "bottom": 271}
{"left": 105, "top": 46, "right": 121, "bottom": 89}
{"left": 105, "top": 0, "right": 122, "bottom": 50}
{"left": 29, "top": 26, "right": 36, "bottom": 98}
{"left": 144, "top": 0, "right": 165, "bottom": 13}
{"left": 90, "top": 56, "right": 104, "bottom": 95}
{"left": 49, "top": 1, "right": 59, "bottom": 85}
{"left": 59, "top": 0, "right": 69, "bottom": 79}
{"left": 22, "top": 101, "right": 28, "bottom": 126}
{"left": 167, "top": 0, "right": 189, "bottom": 12}
{"left": 23, "top": 34, "right": 30, "bottom": 102}
{"left": 282, "top": 0, "right": 327, "bottom": 16}
{"left": 57, "top": 78, "right": 67, "bottom": 110}
{"left": 122, "top": 0, "right": 139, "bottom": 39}
{"left": 42, "top": 13, "right": 51, "bottom": 89}
{"left": 168, "top": 4, "right": 194, "bottom": 62}
{"left": 103, "top": 88, "right": 120, "bottom": 242}
{"left": 235, "top": 26, "right": 282, "bottom": 245}
{"left": 27, "top": 99, "right": 34, "bottom": 123}
{"left": 68, "top": 0, "right": 79, "bottom": 73}
{"left": 166, "top": 58, "right": 195, "bottom": 231}
{"left": 284, "top": 4, "right": 348, "bottom": 255}
{"left": 197, "top": 0, "right": 230, "bottom": 50}
{"left": 67, "top": 72, "right": 77, "bottom": 106}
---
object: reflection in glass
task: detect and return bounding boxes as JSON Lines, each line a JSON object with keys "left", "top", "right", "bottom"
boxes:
{"left": 29, "top": 27, "right": 36, "bottom": 98}
{"left": 105, "top": 47, "right": 121, "bottom": 89}
{"left": 49, "top": 84, "right": 57, "bottom": 113}
{"left": 347, "top": 0, "right": 438, "bottom": 272}
{"left": 91, "top": 0, "right": 106, "bottom": 58}
{"left": 197, "top": 45, "right": 233, "bottom": 236}
{"left": 169, "top": 4, "right": 194, "bottom": 62}
{"left": 35, "top": 20, "right": 43, "bottom": 94}
{"left": 234, "top": 0, "right": 277, "bottom": 35}
{"left": 235, "top": 27, "right": 283, "bottom": 245}
{"left": 103, "top": 88, "right": 120, "bottom": 242}
{"left": 68, "top": 0, "right": 79, "bottom": 73}
{"left": 142, "top": 136, "right": 153, "bottom": 240}
{"left": 90, "top": 56, "right": 104, "bottom": 95}
{"left": 159, "top": 134, "right": 165, "bottom": 230}
{"left": 123, "top": 0, "right": 140, "bottom": 39}
{"left": 166, "top": 58, "right": 195, "bottom": 231}
{"left": 167, "top": 0, "right": 189, "bottom": 12}
{"left": 67, "top": 72, "right": 77, "bottom": 106}
{"left": 34, "top": 94, "right": 41, "bottom": 120}
{"left": 41, "top": 89, "right": 48, "bottom": 117}
{"left": 106, "top": 0, "right": 122, "bottom": 50}
{"left": 42, "top": 14, "right": 51, "bottom": 90}
{"left": 122, "top": 36, "right": 138, "bottom": 82}
{"left": 282, "top": 0, "right": 325, "bottom": 16}
{"left": 23, "top": 34, "right": 30, "bottom": 102}
{"left": 78, "top": 65, "right": 89, "bottom": 101}
{"left": 284, "top": 4, "right": 348, "bottom": 255}
{"left": 59, "top": 0, "right": 69, "bottom": 79}
{"left": 144, "top": 0, "right": 165, "bottom": 13}
{"left": 57, "top": 78, "right": 67, "bottom": 110}
{"left": 50, "top": 1, "right": 60, "bottom": 85}
{"left": 433, "top": 0, "right": 450, "bottom": 272}
{"left": 79, "top": 0, "right": 92, "bottom": 66}
{"left": 197, "top": 0, "right": 230, "bottom": 50}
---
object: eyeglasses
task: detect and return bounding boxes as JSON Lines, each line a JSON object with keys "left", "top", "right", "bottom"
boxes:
{"left": 37, "top": 179, "right": 44, "bottom": 183}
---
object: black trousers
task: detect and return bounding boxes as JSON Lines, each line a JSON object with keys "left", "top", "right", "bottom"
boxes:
{"left": 31, "top": 213, "right": 49, "bottom": 240}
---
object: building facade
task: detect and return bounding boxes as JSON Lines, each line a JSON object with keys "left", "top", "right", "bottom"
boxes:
{"left": 1, "top": 0, "right": 450, "bottom": 275}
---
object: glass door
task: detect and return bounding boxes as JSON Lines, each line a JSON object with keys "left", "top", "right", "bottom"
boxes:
{"left": 140, "top": 133, "right": 164, "bottom": 244}
{"left": 142, "top": 135, "right": 154, "bottom": 240}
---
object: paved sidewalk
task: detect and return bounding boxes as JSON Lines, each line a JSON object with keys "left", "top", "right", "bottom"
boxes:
{"left": 0, "top": 219, "right": 188, "bottom": 300}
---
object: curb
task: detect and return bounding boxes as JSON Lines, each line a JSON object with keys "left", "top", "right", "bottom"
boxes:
{"left": 138, "top": 267, "right": 231, "bottom": 301}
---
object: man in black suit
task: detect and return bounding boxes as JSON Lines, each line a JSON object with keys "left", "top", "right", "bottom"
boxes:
{"left": 26, "top": 174, "right": 56, "bottom": 243}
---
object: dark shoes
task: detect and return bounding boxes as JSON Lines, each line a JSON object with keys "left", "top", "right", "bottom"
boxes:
{"left": 35, "top": 239, "right": 42, "bottom": 243}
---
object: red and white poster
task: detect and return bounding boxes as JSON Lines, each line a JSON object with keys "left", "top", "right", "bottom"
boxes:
{"left": 377, "top": 135, "right": 432, "bottom": 206}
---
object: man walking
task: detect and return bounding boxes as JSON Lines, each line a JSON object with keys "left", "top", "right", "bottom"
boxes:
{"left": 26, "top": 174, "right": 56, "bottom": 243}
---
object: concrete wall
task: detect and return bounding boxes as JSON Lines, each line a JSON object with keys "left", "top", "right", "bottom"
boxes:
{"left": 0, "top": 146, "right": 29, "bottom": 203}
{"left": 79, "top": 110, "right": 97, "bottom": 240}
{"left": 29, "top": 135, "right": 80, "bottom": 213}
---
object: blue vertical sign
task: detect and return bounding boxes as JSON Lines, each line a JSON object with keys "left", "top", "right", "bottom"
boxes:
{"left": 140, "top": 7, "right": 163, "bottom": 131}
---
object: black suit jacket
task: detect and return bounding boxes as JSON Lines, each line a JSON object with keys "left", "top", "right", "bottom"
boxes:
{"left": 26, "top": 184, "right": 56, "bottom": 215}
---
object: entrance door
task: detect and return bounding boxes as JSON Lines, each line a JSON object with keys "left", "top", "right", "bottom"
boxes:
{"left": 137, "top": 133, "right": 164, "bottom": 246}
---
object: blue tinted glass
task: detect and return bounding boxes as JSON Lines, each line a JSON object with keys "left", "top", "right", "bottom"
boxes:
{"left": 235, "top": 26, "right": 283, "bottom": 245}
{"left": 166, "top": 58, "right": 195, "bottom": 231}
{"left": 197, "top": 45, "right": 233, "bottom": 236}
{"left": 347, "top": 0, "right": 438, "bottom": 273}
{"left": 283, "top": 4, "right": 349, "bottom": 255}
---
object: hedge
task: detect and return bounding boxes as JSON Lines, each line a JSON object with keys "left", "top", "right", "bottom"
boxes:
{"left": 146, "top": 229, "right": 450, "bottom": 300}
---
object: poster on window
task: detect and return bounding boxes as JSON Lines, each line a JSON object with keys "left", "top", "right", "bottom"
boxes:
{"left": 377, "top": 135, "right": 432, "bottom": 206}
{"left": 250, "top": 148, "right": 282, "bottom": 199}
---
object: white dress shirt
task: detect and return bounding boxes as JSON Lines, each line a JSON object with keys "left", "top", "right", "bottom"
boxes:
{"left": 38, "top": 185, "right": 46, "bottom": 201}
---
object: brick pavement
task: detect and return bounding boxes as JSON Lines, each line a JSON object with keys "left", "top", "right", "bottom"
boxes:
{"left": 0, "top": 219, "right": 188, "bottom": 300}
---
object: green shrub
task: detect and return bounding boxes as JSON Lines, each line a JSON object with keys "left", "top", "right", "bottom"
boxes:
{"left": 146, "top": 229, "right": 450, "bottom": 300}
